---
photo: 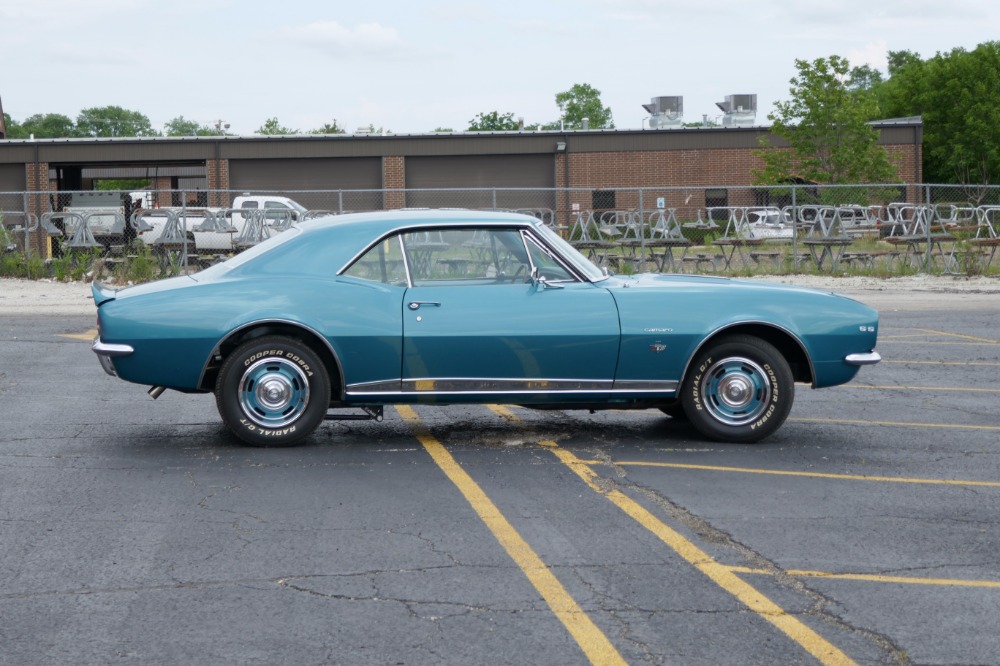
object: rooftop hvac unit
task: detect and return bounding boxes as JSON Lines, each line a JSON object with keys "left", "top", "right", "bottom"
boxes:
{"left": 642, "top": 96, "right": 683, "bottom": 129}
{"left": 715, "top": 94, "right": 757, "bottom": 127}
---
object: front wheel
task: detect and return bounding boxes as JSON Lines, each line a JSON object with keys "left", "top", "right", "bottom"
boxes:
{"left": 681, "top": 335, "right": 793, "bottom": 443}
{"left": 215, "top": 336, "right": 330, "bottom": 447}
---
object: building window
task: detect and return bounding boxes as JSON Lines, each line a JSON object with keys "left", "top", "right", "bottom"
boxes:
{"left": 592, "top": 190, "right": 616, "bottom": 210}
{"left": 705, "top": 188, "right": 728, "bottom": 222}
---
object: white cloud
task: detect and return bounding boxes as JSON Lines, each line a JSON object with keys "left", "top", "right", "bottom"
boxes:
{"left": 278, "top": 20, "right": 410, "bottom": 59}
{"left": 847, "top": 40, "right": 890, "bottom": 71}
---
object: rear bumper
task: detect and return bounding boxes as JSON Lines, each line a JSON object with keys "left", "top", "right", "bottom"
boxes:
{"left": 92, "top": 337, "right": 134, "bottom": 377}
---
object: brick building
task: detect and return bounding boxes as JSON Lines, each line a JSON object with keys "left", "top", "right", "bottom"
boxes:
{"left": 0, "top": 120, "right": 922, "bottom": 226}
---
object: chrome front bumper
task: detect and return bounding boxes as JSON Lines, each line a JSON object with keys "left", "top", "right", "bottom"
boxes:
{"left": 92, "top": 337, "right": 134, "bottom": 377}
{"left": 845, "top": 351, "right": 881, "bottom": 366}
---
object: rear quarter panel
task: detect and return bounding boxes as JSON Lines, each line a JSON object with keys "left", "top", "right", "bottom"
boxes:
{"left": 99, "top": 275, "right": 405, "bottom": 391}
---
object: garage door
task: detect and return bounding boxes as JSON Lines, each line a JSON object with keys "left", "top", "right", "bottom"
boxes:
{"left": 405, "top": 155, "right": 555, "bottom": 210}
{"left": 228, "top": 157, "right": 383, "bottom": 212}
{"left": 0, "top": 164, "right": 26, "bottom": 208}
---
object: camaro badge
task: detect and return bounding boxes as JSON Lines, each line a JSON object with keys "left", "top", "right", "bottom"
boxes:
{"left": 649, "top": 342, "right": 667, "bottom": 353}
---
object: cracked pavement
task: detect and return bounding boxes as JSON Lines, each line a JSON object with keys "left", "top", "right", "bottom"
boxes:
{"left": 1, "top": 304, "right": 999, "bottom": 665}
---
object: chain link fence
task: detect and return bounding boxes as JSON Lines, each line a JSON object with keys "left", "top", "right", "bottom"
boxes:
{"left": 2, "top": 184, "right": 999, "bottom": 282}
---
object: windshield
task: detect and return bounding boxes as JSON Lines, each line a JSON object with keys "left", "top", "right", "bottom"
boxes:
{"left": 532, "top": 222, "right": 607, "bottom": 282}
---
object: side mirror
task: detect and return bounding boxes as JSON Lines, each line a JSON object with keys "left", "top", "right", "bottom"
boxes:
{"left": 532, "top": 270, "right": 564, "bottom": 290}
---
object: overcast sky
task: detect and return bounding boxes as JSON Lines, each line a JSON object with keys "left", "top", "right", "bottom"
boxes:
{"left": 2, "top": 0, "right": 998, "bottom": 136}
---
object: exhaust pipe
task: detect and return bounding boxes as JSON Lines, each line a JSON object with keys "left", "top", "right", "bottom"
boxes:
{"left": 148, "top": 386, "right": 166, "bottom": 400}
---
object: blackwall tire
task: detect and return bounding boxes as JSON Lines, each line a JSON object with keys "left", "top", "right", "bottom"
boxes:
{"left": 681, "top": 335, "right": 794, "bottom": 443}
{"left": 215, "top": 336, "right": 330, "bottom": 447}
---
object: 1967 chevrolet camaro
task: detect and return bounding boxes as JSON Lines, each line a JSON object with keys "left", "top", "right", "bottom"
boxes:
{"left": 92, "top": 209, "right": 880, "bottom": 447}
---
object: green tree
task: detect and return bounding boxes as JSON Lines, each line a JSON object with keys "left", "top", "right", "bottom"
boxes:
{"left": 13, "top": 113, "right": 79, "bottom": 138}
{"left": 754, "top": 55, "right": 897, "bottom": 186}
{"left": 468, "top": 111, "right": 520, "bottom": 131}
{"left": 257, "top": 117, "right": 298, "bottom": 135}
{"left": 846, "top": 64, "right": 884, "bottom": 92}
{"left": 554, "top": 83, "right": 614, "bottom": 129}
{"left": 164, "top": 116, "right": 218, "bottom": 136}
{"left": 360, "top": 123, "right": 391, "bottom": 135}
{"left": 878, "top": 42, "right": 1000, "bottom": 187}
{"left": 887, "top": 50, "right": 922, "bottom": 76}
{"left": 95, "top": 178, "right": 151, "bottom": 191}
{"left": 76, "top": 106, "right": 158, "bottom": 137}
{"left": 311, "top": 118, "right": 346, "bottom": 134}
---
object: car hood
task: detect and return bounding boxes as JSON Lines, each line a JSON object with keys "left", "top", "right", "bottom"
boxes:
{"left": 612, "top": 272, "right": 847, "bottom": 296}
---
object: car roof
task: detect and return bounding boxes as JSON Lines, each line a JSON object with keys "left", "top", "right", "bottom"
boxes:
{"left": 299, "top": 208, "right": 543, "bottom": 237}
{"left": 210, "top": 209, "right": 547, "bottom": 279}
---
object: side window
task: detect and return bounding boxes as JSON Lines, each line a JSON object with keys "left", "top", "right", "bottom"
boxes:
{"left": 241, "top": 201, "right": 259, "bottom": 210}
{"left": 401, "top": 228, "right": 530, "bottom": 285}
{"left": 263, "top": 200, "right": 294, "bottom": 225}
{"left": 524, "top": 233, "right": 575, "bottom": 282}
{"left": 343, "top": 235, "right": 408, "bottom": 285}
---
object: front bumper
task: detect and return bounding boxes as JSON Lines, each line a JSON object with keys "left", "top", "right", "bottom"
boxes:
{"left": 92, "top": 337, "right": 134, "bottom": 377}
{"left": 845, "top": 351, "right": 881, "bottom": 366}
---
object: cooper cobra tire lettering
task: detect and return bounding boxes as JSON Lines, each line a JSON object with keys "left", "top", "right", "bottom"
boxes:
{"left": 681, "top": 336, "right": 793, "bottom": 444}
{"left": 217, "top": 336, "right": 330, "bottom": 447}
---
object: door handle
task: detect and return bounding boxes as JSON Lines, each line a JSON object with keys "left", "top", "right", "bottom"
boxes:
{"left": 408, "top": 301, "right": 441, "bottom": 310}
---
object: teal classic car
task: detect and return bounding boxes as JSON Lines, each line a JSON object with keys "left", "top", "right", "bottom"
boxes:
{"left": 92, "top": 210, "right": 880, "bottom": 447}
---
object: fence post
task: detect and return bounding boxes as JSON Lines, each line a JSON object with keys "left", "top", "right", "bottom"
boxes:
{"left": 638, "top": 189, "right": 646, "bottom": 270}
{"left": 180, "top": 191, "right": 189, "bottom": 272}
{"left": 21, "top": 191, "right": 31, "bottom": 258}
{"left": 924, "top": 183, "right": 933, "bottom": 272}
{"left": 791, "top": 185, "right": 799, "bottom": 272}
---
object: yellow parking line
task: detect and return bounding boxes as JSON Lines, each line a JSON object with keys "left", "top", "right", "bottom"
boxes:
{"left": 881, "top": 360, "right": 1000, "bottom": 366}
{"left": 541, "top": 440, "right": 855, "bottom": 666}
{"left": 878, "top": 334, "right": 942, "bottom": 340}
{"left": 789, "top": 417, "right": 1000, "bottom": 432}
{"left": 847, "top": 384, "right": 1000, "bottom": 393}
{"left": 486, "top": 406, "right": 855, "bottom": 666}
{"left": 58, "top": 328, "right": 97, "bottom": 341}
{"left": 489, "top": 404, "right": 520, "bottom": 420}
{"left": 729, "top": 566, "right": 1000, "bottom": 589}
{"left": 395, "top": 406, "right": 626, "bottom": 666}
{"left": 914, "top": 328, "right": 1000, "bottom": 344}
{"left": 591, "top": 461, "right": 1000, "bottom": 488}
{"left": 877, "top": 341, "right": 998, "bottom": 346}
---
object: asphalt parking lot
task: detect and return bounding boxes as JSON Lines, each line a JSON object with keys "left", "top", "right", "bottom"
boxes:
{"left": 1, "top": 294, "right": 998, "bottom": 665}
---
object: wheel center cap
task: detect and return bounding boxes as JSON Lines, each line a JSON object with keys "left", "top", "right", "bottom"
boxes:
{"left": 259, "top": 376, "right": 292, "bottom": 408}
{"left": 720, "top": 375, "right": 752, "bottom": 408}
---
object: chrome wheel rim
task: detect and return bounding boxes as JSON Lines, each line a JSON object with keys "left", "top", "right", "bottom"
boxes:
{"left": 699, "top": 356, "right": 771, "bottom": 426}
{"left": 238, "top": 358, "right": 310, "bottom": 429}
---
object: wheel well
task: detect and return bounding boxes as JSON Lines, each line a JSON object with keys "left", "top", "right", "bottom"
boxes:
{"left": 201, "top": 323, "right": 344, "bottom": 397}
{"left": 693, "top": 324, "right": 813, "bottom": 385}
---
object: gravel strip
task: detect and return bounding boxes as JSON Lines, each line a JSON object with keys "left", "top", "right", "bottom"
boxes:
{"left": 1, "top": 274, "right": 998, "bottom": 315}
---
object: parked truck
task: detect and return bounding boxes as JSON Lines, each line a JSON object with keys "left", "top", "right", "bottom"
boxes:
{"left": 60, "top": 194, "right": 309, "bottom": 252}
{"left": 140, "top": 195, "right": 309, "bottom": 251}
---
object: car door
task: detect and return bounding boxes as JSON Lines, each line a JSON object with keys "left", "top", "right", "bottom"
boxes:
{"left": 399, "top": 227, "right": 620, "bottom": 398}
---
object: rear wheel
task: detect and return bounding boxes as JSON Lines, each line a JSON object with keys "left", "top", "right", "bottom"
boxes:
{"left": 215, "top": 336, "right": 330, "bottom": 447}
{"left": 681, "top": 335, "right": 793, "bottom": 443}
